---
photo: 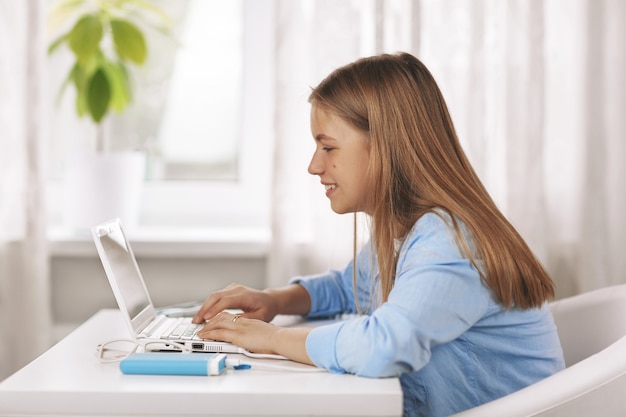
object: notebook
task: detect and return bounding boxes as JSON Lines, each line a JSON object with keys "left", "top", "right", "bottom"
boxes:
{"left": 91, "top": 218, "right": 243, "bottom": 354}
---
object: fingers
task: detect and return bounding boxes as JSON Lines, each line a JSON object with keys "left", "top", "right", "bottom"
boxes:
{"left": 193, "top": 283, "right": 271, "bottom": 324}
{"left": 192, "top": 297, "right": 224, "bottom": 323}
{"left": 192, "top": 284, "right": 245, "bottom": 323}
{"left": 197, "top": 311, "right": 241, "bottom": 341}
{"left": 197, "top": 313, "right": 281, "bottom": 357}
{"left": 192, "top": 299, "right": 215, "bottom": 324}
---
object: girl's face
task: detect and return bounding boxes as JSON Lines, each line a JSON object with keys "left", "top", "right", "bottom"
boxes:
{"left": 308, "top": 106, "right": 371, "bottom": 214}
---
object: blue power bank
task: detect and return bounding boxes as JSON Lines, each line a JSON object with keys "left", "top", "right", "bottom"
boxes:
{"left": 120, "top": 353, "right": 227, "bottom": 376}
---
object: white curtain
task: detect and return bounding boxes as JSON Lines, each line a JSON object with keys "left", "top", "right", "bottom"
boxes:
{"left": 0, "top": 0, "right": 51, "bottom": 380}
{"left": 269, "top": 0, "right": 626, "bottom": 298}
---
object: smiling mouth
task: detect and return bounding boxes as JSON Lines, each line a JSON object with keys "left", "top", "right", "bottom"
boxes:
{"left": 324, "top": 184, "right": 336, "bottom": 191}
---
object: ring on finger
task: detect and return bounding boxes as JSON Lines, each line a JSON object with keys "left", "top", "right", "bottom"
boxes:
{"left": 232, "top": 314, "right": 241, "bottom": 323}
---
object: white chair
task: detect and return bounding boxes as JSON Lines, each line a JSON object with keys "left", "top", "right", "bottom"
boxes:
{"left": 451, "top": 284, "right": 626, "bottom": 417}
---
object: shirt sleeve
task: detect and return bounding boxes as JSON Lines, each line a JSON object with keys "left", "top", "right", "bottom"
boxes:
{"left": 289, "top": 241, "right": 378, "bottom": 317}
{"left": 304, "top": 212, "right": 493, "bottom": 378}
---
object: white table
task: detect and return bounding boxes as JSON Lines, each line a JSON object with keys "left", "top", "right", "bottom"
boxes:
{"left": 0, "top": 309, "right": 402, "bottom": 416}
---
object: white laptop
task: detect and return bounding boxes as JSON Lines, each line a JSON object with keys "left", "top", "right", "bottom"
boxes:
{"left": 91, "top": 218, "right": 243, "bottom": 354}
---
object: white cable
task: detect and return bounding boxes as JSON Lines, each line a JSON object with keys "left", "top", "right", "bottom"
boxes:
{"left": 96, "top": 339, "right": 191, "bottom": 363}
{"left": 226, "top": 358, "right": 325, "bottom": 373}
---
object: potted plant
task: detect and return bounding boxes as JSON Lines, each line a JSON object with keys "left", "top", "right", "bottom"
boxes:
{"left": 47, "top": 0, "right": 172, "bottom": 232}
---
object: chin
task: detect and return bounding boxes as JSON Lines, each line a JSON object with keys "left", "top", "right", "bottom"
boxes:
{"left": 330, "top": 203, "right": 357, "bottom": 215}
{"left": 329, "top": 204, "right": 347, "bottom": 214}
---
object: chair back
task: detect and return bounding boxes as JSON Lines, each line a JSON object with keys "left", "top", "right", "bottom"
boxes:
{"left": 550, "top": 284, "right": 626, "bottom": 366}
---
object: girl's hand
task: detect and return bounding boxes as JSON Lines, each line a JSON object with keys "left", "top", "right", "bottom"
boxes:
{"left": 192, "top": 283, "right": 312, "bottom": 325}
{"left": 197, "top": 311, "right": 278, "bottom": 354}
{"left": 197, "top": 311, "right": 314, "bottom": 365}
{"left": 192, "top": 283, "right": 279, "bottom": 324}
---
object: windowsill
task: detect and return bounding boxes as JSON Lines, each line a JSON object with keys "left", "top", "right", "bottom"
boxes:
{"left": 47, "top": 226, "right": 271, "bottom": 258}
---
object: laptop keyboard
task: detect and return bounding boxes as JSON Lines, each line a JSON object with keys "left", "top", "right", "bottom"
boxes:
{"left": 140, "top": 316, "right": 202, "bottom": 340}
{"left": 167, "top": 322, "right": 202, "bottom": 340}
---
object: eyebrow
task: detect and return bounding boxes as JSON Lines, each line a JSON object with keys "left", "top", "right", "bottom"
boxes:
{"left": 315, "top": 134, "right": 337, "bottom": 142}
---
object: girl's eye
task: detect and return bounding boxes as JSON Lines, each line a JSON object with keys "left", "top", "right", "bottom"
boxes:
{"left": 322, "top": 147, "right": 334, "bottom": 152}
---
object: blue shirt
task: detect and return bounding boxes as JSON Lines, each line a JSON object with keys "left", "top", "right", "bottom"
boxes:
{"left": 291, "top": 212, "right": 565, "bottom": 417}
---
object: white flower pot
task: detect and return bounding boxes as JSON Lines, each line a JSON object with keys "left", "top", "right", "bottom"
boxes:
{"left": 63, "top": 151, "right": 146, "bottom": 234}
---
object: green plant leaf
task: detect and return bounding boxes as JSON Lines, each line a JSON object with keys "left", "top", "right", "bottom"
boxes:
{"left": 118, "top": 62, "right": 133, "bottom": 103}
{"left": 70, "top": 63, "right": 88, "bottom": 117}
{"left": 47, "top": 0, "right": 172, "bottom": 130}
{"left": 69, "top": 14, "right": 103, "bottom": 66}
{"left": 110, "top": 18, "right": 147, "bottom": 65}
{"left": 87, "top": 68, "right": 111, "bottom": 123}
{"left": 101, "top": 60, "right": 131, "bottom": 112}
{"left": 47, "top": 33, "right": 69, "bottom": 55}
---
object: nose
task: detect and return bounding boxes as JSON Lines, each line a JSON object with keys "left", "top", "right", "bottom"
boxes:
{"left": 308, "top": 151, "right": 324, "bottom": 176}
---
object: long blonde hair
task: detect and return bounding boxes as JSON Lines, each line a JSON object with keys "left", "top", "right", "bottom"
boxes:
{"left": 309, "top": 52, "right": 554, "bottom": 309}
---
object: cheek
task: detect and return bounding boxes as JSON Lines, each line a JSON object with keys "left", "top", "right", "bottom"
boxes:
{"left": 358, "top": 158, "right": 373, "bottom": 193}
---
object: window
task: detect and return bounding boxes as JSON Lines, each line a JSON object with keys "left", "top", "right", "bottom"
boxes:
{"left": 46, "top": 0, "right": 274, "bottom": 232}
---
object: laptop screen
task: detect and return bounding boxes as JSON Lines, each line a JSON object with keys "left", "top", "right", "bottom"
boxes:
{"left": 93, "top": 219, "right": 151, "bottom": 320}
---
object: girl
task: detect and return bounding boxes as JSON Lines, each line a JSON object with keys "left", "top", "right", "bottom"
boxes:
{"left": 193, "top": 52, "right": 565, "bottom": 417}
